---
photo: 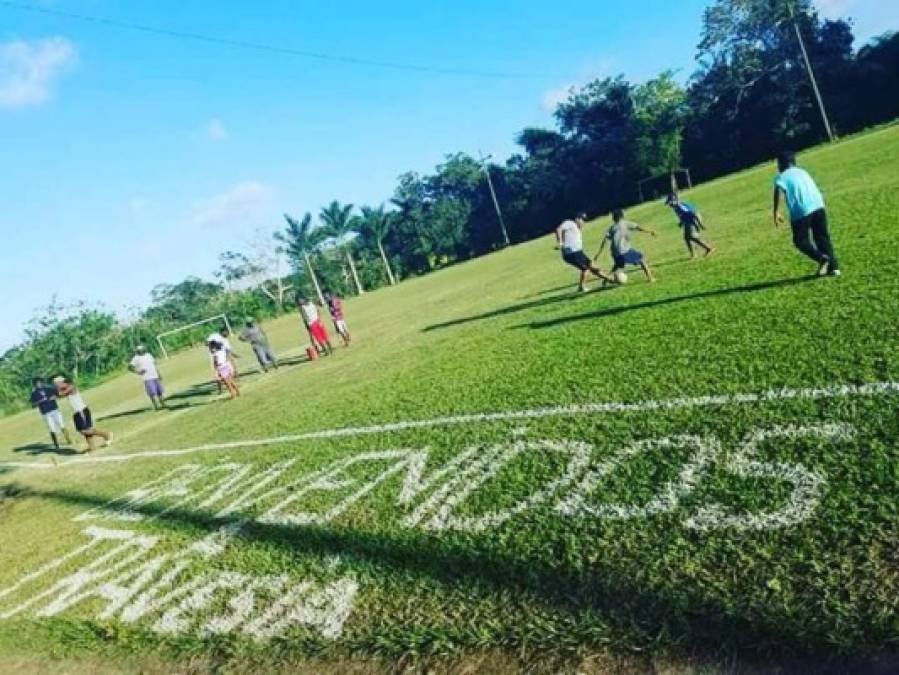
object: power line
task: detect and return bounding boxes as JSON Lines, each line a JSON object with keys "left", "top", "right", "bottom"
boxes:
{"left": 0, "top": 0, "right": 531, "bottom": 79}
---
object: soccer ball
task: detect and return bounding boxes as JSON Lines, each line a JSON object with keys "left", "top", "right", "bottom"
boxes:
{"left": 614, "top": 270, "right": 628, "bottom": 285}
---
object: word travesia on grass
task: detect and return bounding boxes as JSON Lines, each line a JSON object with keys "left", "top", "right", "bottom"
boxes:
{"left": 0, "top": 423, "right": 853, "bottom": 639}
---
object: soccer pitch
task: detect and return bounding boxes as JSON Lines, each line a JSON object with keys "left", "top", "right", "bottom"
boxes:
{"left": 1, "top": 127, "right": 897, "bottom": 672}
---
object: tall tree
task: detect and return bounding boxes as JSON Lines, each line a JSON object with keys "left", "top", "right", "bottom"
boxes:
{"left": 357, "top": 205, "right": 397, "bottom": 286}
{"left": 275, "top": 213, "right": 326, "bottom": 305}
{"left": 320, "top": 201, "right": 364, "bottom": 295}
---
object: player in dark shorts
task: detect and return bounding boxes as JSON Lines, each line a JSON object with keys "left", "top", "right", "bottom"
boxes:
{"left": 52, "top": 376, "right": 113, "bottom": 453}
{"left": 666, "top": 193, "right": 715, "bottom": 259}
{"left": 555, "top": 213, "right": 614, "bottom": 292}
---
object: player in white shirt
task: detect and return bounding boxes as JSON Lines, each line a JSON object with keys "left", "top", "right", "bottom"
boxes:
{"left": 555, "top": 213, "right": 615, "bottom": 293}
{"left": 53, "top": 376, "right": 113, "bottom": 453}
{"left": 128, "top": 345, "right": 166, "bottom": 410}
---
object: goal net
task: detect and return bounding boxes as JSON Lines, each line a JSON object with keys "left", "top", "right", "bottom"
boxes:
{"left": 636, "top": 168, "right": 693, "bottom": 203}
{"left": 155, "top": 314, "right": 233, "bottom": 359}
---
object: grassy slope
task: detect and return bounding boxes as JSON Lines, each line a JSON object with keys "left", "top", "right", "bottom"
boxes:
{"left": 0, "top": 127, "right": 897, "bottom": 668}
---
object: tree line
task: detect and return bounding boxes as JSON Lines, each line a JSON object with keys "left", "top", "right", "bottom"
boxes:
{"left": 2, "top": 0, "right": 897, "bottom": 414}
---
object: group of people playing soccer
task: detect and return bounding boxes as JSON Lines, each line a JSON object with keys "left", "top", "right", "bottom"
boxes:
{"left": 28, "top": 150, "right": 838, "bottom": 453}
{"left": 29, "top": 290, "right": 353, "bottom": 453}
{"left": 556, "top": 151, "right": 839, "bottom": 291}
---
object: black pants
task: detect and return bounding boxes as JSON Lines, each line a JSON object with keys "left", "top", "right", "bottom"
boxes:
{"left": 791, "top": 208, "right": 839, "bottom": 271}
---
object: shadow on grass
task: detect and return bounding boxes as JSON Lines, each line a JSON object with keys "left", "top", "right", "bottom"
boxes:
{"left": 24, "top": 484, "right": 892, "bottom": 665}
{"left": 422, "top": 287, "right": 611, "bottom": 332}
{"left": 96, "top": 407, "right": 152, "bottom": 422}
{"left": 11, "top": 443, "right": 80, "bottom": 456}
{"left": 517, "top": 275, "right": 819, "bottom": 331}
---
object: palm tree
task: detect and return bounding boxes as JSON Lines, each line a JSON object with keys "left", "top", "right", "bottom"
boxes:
{"left": 358, "top": 205, "right": 397, "bottom": 286}
{"left": 275, "top": 212, "right": 326, "bottom": 305}
{"left": 320, "top": 200, "right": 364, "bottom": 295}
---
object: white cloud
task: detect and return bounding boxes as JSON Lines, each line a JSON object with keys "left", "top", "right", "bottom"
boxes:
{"left": 206, "top": 118, "right": 229, "bottom": 142}
{"left": 191, "top": 181, "right": 275, "bottom": 228}
{"left": 0, "top": 37, "right": 77, "bottom": 109}
{"left": 540, "top": 56, "right": 617, "bottom": 113}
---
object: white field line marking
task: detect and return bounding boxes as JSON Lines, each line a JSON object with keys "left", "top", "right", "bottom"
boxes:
{"left": 2, "top": 381, "right": 897, "bottom": 472}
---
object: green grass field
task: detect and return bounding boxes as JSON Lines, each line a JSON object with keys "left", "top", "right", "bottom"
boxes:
{"left": 1, "top": 127, "right": 897, "bottom": 673}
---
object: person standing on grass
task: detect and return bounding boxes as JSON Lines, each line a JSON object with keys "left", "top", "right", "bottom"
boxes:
{"left": 554, "top": 212, "right": 614, "bottom": 293}
{"left": 665, "top": 193, "right": 715, "bottom": 259}
{"left": 595, "top": 209, "right": 657, "bottom": 282}
{"left": 324, "top": 291, "right": 351, "bottom": 346}
{"left": 29, "top": 377, "right": 73, "bottom": 450}
{"left": 773, "top": 150, "right": 841, "bottom": 277}
{"left": 128, "top": 345, "right": 166, "bottom": 410}
{"left": 207, "top": 327, "right": 240, "bottom": 382}
{"left": 52, "top": 376, "right": 113, "bottom": 453}
{"left": 209, "top": 340, "right": 240, "bottom": 399}
{"left": 238, "top": 319, "right": 278, "bottom": 372}
{"left": 298, "top": 297, "right": 333, "bottom": 356}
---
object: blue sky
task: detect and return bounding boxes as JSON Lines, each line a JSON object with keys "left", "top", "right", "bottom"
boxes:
{"left": 1, "top": 0, "right": 896, "bottom": 351}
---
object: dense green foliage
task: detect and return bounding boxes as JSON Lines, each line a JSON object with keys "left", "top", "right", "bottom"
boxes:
{"left": 3, "top": 1, "right": 898, "bottom": 417}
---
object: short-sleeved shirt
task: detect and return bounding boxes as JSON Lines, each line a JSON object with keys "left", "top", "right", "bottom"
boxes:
{"left": 557, "top": 220, "right": 583, "bottom": 253}
{"left": 130, "top": 353, "right": 160, "bottom": 381}
{"left": 30, "top": 387, "right": 58, "bottom": 414}
{"left": 239, "top": 326, "right": 268, "bottom": 346}
{"left": 207, "top": 332, "right": 233, "bottom": 353}
{"left": 607, "top": 221, "right": 640, "bottom": 257}
{"left": 300, "top": 302, "right": 319, "bottom": 325}
{"left": 327, "top": 298, "right": 344, "bottom": 321}
{"left": 671, "top": 202, "right": 699, "bottom": 226}
{"left": 212, "top": 347, "right": 229, "bottom": 368}
{"left": 775, "top": 167, "right": 825, "bottom": 221}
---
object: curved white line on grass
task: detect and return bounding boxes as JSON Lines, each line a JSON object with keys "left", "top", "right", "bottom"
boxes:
{"left": 2, "top": 381, "right": 897, "bottom": 470}
{"left": 684, "top": 424, "right": 853, "bottom": 531}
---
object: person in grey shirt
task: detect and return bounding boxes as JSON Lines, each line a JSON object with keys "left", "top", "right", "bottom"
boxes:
{"left": 594, "top": 209, "right": 657, "bottom": 282}
{"left": 238, "top": 319, "right": 278, "bottom": 372}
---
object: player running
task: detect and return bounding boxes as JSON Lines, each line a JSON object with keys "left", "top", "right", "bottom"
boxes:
{"left": 773, "top": 150, "right": 841, "bottom": 277}
{"left": 324, "top": 291, "right": 351, "bottom": 346}
{"left": 665, "top": 192, "right": 715, "bottom": 259}
{"left": 554, "top": 213, "right": 614, "bottom": 293}
{"left": 52, "top": 376, "right": 113, "bottom": 453}
{"left": 595, "top": 209, "right": 657, "bottom": 282}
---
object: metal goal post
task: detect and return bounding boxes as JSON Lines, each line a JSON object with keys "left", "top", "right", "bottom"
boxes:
{"left": 637, "top": 168, "right": 693, "bottom": 203}
{"left": 154, "top": 314, "right": 232, "bottom": 359}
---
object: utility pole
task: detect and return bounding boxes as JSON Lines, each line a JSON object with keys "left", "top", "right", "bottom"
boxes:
{"left": 787, "top": 2, "right": 835, "bottom": 142}
{"left": 479, "top": 152, "right": 511, "bottom": 247}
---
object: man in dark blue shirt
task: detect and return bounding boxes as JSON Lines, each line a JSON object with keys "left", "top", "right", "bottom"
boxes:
{"left": 29, "top": 377, "right": 72, "bottom": 449}
{"left": 666, "top": 193, "right": 715, "bottom": 259}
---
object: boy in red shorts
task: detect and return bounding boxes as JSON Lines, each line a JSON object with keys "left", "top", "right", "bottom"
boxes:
{"left": 298, "top": 297, "right": 333, "bottom": 356}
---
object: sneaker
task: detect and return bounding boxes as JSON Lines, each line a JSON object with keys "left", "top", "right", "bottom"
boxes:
{"left": 106, "top": 432, "right": 115, "bottom": 447}
{"left": 817, "top": 256, "right": 831, "bottom": 276}
{"left": 579, "top": 285, "right": 590, "bottom": 293}
{"left": 829, "top": 269, "right": 842, "bottom": 277}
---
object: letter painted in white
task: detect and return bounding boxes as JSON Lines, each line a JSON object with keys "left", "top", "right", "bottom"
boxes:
{"left": 684, "top": 424, "right": 851, "bottom": 531}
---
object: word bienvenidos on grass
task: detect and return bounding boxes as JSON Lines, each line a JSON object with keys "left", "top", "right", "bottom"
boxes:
{"left": 0, "top": 423, "right": 853, "bottom": 640}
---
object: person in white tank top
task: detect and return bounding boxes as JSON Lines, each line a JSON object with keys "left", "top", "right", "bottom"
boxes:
{"left": 53, "top": 377, "right": 113, "bottom": 453}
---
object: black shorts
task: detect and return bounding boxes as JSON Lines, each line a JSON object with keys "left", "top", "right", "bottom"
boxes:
{"left": 73, "top": 408, "right": 93, "bottom": 433}
{"left": 683, "top": 224, "right": 700, "bottom": 240}
{"left": 562, "top": 249, "right": 592, "bottom": 271}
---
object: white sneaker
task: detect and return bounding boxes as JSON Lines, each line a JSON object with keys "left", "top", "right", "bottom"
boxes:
{"left": 829, "top": 269, "right": 842, "bottom": 277}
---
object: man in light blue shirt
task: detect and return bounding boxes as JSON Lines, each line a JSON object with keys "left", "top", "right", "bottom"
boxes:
{"left": 773, "top": 150, "right": 840, "bottom": 276}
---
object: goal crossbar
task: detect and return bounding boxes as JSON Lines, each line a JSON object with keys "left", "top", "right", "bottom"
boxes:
{"left": 155, "top": 314, "right": 232, "bottom": 359}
